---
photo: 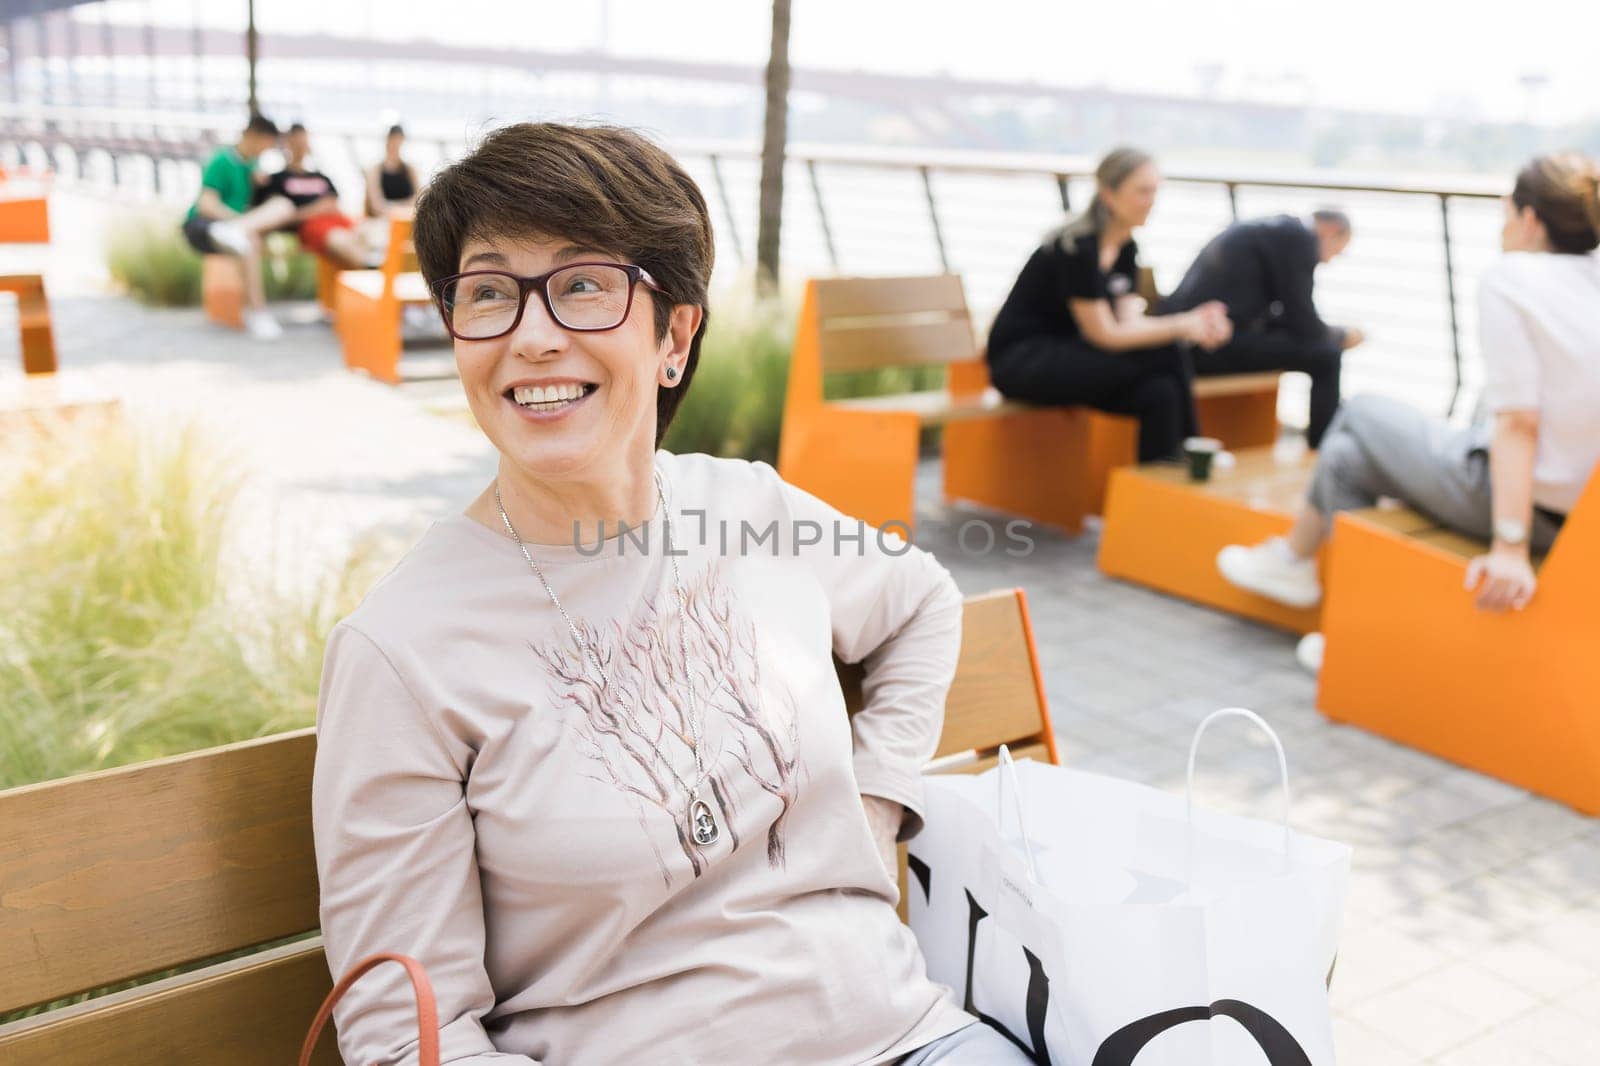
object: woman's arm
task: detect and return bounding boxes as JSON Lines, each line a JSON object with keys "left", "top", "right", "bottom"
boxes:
{"left": 365, "top": 165, "right": 386, "bottom": 218}
{"left": 1465, "top": 409, "right": 1540, "bottom": 611}
{"left": 1467, "top": 270, "right": 1545, "bottom": 612}
{"left": 313, "top": 623, "right": 542, "bottom": 1065}
{"left": 1070, "top": 296, "right": 1230, "bottom": 352}
{"left": 766, "top": 464, "right": 964, "bottom": 846}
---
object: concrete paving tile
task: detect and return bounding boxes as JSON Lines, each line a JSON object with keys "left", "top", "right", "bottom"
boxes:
{"left": 1344, "top": 979, "right": 1496, "bottom": 1059}
{"left": 1429, "top": 1025, "right": 1568, "bottom": 1065}
{"left": 1467, "top": 939, "right": 1596, "bottom": 1002}
{"left": 1490, "top": 1003, "right": 1600, "bottom": 1066}
{"left": 1331, "top": 1014, "right": 1428, "bottom": 1065}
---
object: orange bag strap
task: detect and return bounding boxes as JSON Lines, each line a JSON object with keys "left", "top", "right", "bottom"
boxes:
{"left": 299, "top": 953, "right": 440, "bottom": 1066}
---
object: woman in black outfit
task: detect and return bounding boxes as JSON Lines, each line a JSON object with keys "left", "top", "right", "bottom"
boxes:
{"left": 986, "top": 147, "right": 1232, "bottom": 461}
{"left": 365, "top": 124, "right": 419, "bottom": 218}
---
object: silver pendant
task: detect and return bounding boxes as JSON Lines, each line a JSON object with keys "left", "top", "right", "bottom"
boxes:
{"left": 690, "top": 798, "right": 719, "bottom": 846}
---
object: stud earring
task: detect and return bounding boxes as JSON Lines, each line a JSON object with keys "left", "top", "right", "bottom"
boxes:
{"left": 665, "top": 366, "right": 678, "bottom": 381}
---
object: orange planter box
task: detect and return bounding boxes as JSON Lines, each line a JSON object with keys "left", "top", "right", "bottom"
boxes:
{"left": 1097, "top": 446, "right": 1323, "bottom": 633}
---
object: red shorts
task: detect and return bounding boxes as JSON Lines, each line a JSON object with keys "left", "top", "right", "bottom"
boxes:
{"left": 299, "top": 212, "right": 356, "bottom": 255}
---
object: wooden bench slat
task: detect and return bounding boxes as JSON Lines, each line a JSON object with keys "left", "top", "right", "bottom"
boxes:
{"left": 813, "top": 274, "right": 968, "bottom": 318}
{"left": 840, "top": 589, "right": 1048, "bottom": 761}
{"left": 1348, "top": 505, "right": 1439, "bottom": 536}
{"left": 0, "top": 938, "right": 337, "bottom": 1066}
{"left": 939, "top": 590, "right": 1050, "bottom": 758}
{"left": 831, "top": 386, "right": 1026, "bottom": 426}
{"left": 819, "top": 318, "right": 976, "bottom": 373}
{"left": 1192, "top": 372, "right": 1280, "bottom": 399}
{"left": 0, "top": 730, "right": 320, "bottom": 1014}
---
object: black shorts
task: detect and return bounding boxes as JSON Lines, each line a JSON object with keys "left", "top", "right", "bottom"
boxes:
{"left": 181, "top": 214, "right": 222, "bottom": 255}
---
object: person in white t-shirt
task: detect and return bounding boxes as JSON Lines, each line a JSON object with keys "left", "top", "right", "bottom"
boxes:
{"left": 1214, "top": 152, "right": 1600, "bottom": 667}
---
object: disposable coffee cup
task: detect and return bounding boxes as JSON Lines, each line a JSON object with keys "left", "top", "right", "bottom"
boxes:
{"left": 1182, "top": 436, "right": 1222, "bottom": 482}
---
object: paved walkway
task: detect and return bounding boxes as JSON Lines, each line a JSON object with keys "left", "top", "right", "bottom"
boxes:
{"left": 5, "top": 280, "right": 1597, "bottom": 1063}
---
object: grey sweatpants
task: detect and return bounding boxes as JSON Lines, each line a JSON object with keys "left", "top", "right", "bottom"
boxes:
{"left": 1306, "top": 394, "right": 1563, "bottom": 553}
{"left": 896, "top": 1021, "right": 1037, "bottom": 1065}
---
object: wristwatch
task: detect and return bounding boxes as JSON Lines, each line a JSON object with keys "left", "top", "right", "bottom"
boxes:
{"left": 1493, "top": 518, "right": 1528, "bottom": 546}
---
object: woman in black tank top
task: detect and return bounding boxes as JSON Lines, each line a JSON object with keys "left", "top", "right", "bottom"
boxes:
{"left": 367, "top": 124, "right": 419, "bottom": 217}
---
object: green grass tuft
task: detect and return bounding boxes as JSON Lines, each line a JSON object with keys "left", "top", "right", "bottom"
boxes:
{"left": 0, "top": 415, "right": 385, "bottom": 789}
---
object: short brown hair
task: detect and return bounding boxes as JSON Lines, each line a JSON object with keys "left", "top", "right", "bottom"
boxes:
{"left": 1512, "top": 152, "right": 1600, "bottom": 255}
{"left": 413, "top": 123, "right": 716, "bottom": 445}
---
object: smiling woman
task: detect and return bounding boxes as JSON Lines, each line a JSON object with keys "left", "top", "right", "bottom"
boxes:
{"left": 310, "top": 123, "right": 1006, "bottom": 1066}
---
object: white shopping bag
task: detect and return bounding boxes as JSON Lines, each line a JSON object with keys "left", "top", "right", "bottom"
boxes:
{"left": 907, "top": 708, "right": 1351, "bottom": 1066}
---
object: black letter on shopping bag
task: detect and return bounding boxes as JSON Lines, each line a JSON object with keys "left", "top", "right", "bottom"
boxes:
{"left": 963, "top": 891, "right": 1052, "bottom": 1065}
{"left": 908, "top": 854, "right": 932, "bottom": 904}
{"left": 1091, "top": 999, "right": 1312, "bottom": 1066}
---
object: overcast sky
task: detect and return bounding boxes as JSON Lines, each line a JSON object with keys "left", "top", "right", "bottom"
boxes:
{"left": 122, "top": 0, "right": 1600, "bottom": 125}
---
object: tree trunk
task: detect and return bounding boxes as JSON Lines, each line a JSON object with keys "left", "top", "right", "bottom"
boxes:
{"left": 755, "top": 0, "right": 791, "bottom": 300}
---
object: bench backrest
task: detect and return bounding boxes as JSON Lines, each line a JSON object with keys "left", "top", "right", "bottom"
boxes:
{"left": 380, "top": 214, "right": 418, "bottom": 298}
{"left": 1538, "top": 460, "right": 1600, "bottom": 601}
{"left": 782, "top": 275, "right": 980, "bottom": 424}
{"left": 0, "top": 587, "right": 1055, "bottom": 1064}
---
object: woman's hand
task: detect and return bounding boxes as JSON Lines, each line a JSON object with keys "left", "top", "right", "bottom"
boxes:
{"left": 1465, "top": 544, "right": 1538, "bottom": 611}
{"left": 1180, "top": 302, "right": 1232, "bottom": 350}
{"left": 860, "top": 795, "right": 903, "bottom": 880}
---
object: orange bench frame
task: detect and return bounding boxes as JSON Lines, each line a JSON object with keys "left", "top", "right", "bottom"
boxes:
{"left": 1097, "top": 445, "right": 1324, "bottom": 634}
{"left": 1317, "top": 471, "right": 1600, "bottom": 814}
{"left": 0, "top": 274, "right": 56, "bottom": 374}
{"left": 334, "top": 215, "right": 428, "bottom": 384}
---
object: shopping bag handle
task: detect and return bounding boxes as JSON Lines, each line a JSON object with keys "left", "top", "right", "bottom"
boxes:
{"left": 298, "top": 952, "right": 441, "bottom": 1066}
{"left": 996, "top": 744, "right": 1042, "bottom": 885}
{"left": 1184, "top": 708, "right": 1293, "bottom": 881}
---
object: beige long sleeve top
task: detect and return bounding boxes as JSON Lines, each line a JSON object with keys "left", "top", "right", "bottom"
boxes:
{"left": 311, "top": 450, "right": 975, "bottom": 1065}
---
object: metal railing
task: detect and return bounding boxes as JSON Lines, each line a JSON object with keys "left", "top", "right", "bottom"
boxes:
{"left": 0, "top": 104, "right": 1509, "bottom": 421}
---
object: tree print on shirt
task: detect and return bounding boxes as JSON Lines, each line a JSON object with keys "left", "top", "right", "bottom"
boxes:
{"left": 529, "top": 565, "right": 803, "bottom": 888}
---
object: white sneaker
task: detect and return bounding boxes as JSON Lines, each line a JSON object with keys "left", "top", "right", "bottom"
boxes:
{"left": 1296, "top": 632, "right": 1325, "bottom": 676}
{"left": 208, "top": 220, "right": 254, "bottom": 257}
{"left": 243, "top": 309, "right": 284, "bottom": 341}
{"left": 1216, "top": 537, "right": 1322, "bottom": 608}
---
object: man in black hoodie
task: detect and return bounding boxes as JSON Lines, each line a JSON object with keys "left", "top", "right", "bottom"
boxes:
{"left": 1161, "top": 211, "right": 1364, "bottom": 447}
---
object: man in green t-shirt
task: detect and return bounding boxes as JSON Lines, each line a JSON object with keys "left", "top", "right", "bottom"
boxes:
{"left": 182, "top": 114, "right": 296, "bottom": 340}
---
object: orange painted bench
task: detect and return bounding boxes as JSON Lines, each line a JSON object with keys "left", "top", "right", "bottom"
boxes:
{"left": 1097, "top": 444, "right": 1324, "bottom": 634}
{"left": 778, "top": 274, "right": 1288, "bottom": 536}
{"left": 334, "top": 214, "right": 428, "bottom": 384}
{"left": 0, "top": 588, "right": 1055, "bottom": 1062}
{"left": 1318, "top": 470, "right": 1600, "bottom": 814}
{"left": 0, "top": 274, "right": 57, "bottom": 374}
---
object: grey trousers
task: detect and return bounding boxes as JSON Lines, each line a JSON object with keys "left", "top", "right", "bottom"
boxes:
{"left": 1306, "top": 394, "right": 1563, "bottom": 553}
{"left": 896, "top": 1022, "right": 1037, "bottom": 1065}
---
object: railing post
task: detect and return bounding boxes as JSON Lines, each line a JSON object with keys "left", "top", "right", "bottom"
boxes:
{"left": 1226, "top": 182, "right": 1239, "bottom": 220}
{"left": 806, "top": 159, "right": 839, "bottom": 273}
{"left": 1440, "top": 193, "right": 1464, "bottom": 417}
{"left": 1056, "top": 173, "right": 1071, "bottom": 212}
{"left": 921, "top": 165, "right": 950, "bottom": 273}
{"left": 707, "top": 153, "right": 746, "bottom": 267}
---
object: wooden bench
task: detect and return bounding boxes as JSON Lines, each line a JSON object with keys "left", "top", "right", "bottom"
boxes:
{"left": 202, "top": 234, "right": 341, "bottom": 330}
{"left": 0, "top": 587, "right": 1057, "bottom": 1063}
{"left": 777, "top": 275, "right": 1288, "bottom": 537}
{"left": 0, "top": 273, "right": 57, "bottom": 374}
{"left": 1097, "top": 444, "right": 1324, "bottom": 634}
{"left": 0, "top": 176, "right": 57, "bottom": 374}
{"left": 1318, "top": 471, "right": 1600, "bottom": 813}
{"left": 334, "top": 214, "right": 429, "bottom": 384}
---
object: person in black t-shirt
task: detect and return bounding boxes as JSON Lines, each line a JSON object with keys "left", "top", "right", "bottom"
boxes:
{"left": 366, "top": 124, "right": 419, "bottom": 218}
{"left": 986, "top": 147, "right": 1232, "bottom": 462}
{"left": 1161, "top": 212, "right": 1365, "bottom": 447}
{"left": 255, "top": 124, "right": 376, "bottom": 268}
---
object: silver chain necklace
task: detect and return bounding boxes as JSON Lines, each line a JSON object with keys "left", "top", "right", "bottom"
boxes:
{"left": 494, "top": 467, "right": 721, "bottom": 848}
